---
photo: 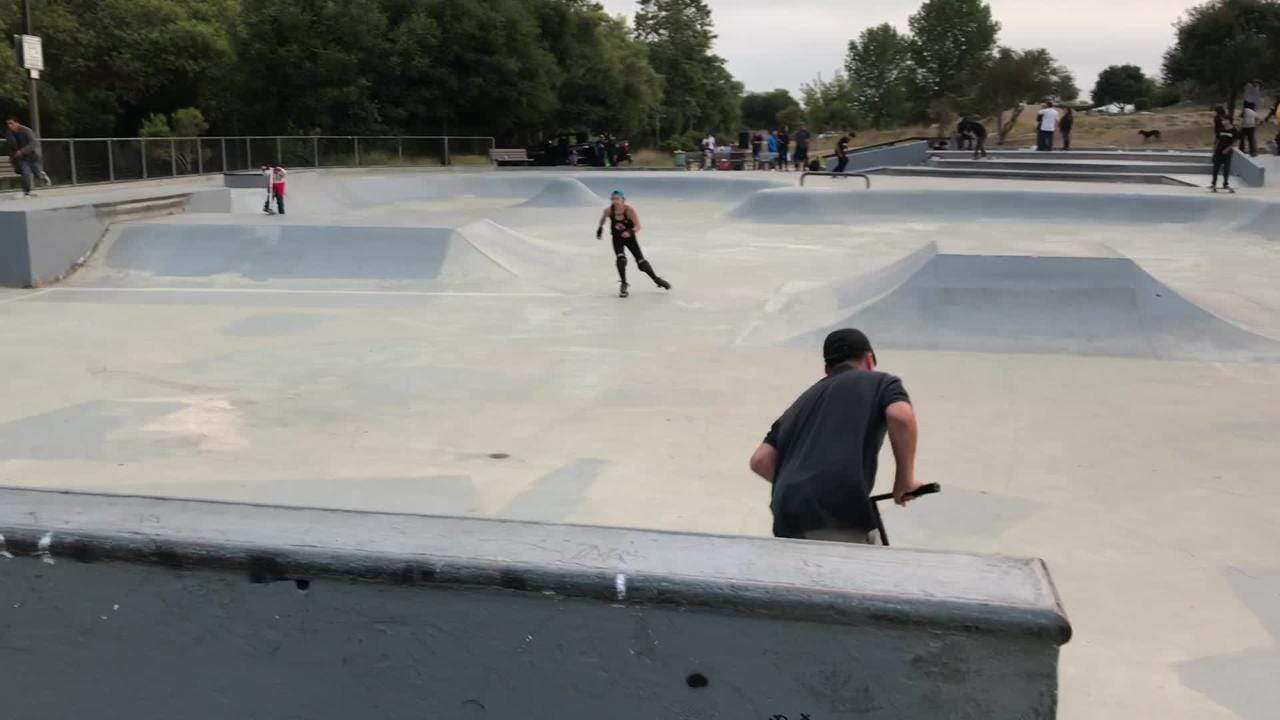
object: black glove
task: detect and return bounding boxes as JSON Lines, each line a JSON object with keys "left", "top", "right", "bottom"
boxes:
{"left": 596, "top": 226, "right": 603, "bottom": 240}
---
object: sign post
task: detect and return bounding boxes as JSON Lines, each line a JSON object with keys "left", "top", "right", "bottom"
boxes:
{"left": 20, "top": 0, "right": 41, "bottom": 135}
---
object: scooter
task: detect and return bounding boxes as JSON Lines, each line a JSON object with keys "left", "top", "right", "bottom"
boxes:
{"left": 869, "top": 483, "right": 941, "bottom": 546}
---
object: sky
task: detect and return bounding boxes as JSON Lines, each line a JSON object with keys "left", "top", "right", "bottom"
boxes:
{"left": 597, "top": 0, "right": 1203, "bottom": 99}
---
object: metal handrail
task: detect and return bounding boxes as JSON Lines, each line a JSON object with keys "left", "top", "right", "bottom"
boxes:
{"left": 800, "top": 172, "right": 872, "bottom": 189}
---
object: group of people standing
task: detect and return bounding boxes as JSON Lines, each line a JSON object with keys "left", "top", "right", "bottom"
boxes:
{"left": 750, "top": 127, "right": 815, "bottom": 171}
{"left": 1034, "top": 101, "right": 1075, "bottom": 152}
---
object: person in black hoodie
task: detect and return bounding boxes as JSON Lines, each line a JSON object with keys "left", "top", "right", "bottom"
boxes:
{"left": 1211, "top": 105, "right": 1237, "bottom": 193}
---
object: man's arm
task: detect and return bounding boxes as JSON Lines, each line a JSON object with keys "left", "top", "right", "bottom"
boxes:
{"left": 749, "top": 443, "right": 778, "bottom": 483}
{"left": 886, "top": 401, "right": 923, "bottom": 506}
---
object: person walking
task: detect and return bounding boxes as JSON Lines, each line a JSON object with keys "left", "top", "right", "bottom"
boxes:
{"left": 5, "top": 115, "right": 52, "bottom": 197}
{"left": 1035, "top": 101, "right": 1059, "bottom": 151}
{"left": 792, "top": 126, "right": 812, "bottom": 172}
{"left": 776, "top": 128, "right": 790, "bottom": 171}
{"left": 1211, "top": 105, "right": 1238, "bottom": 193}
{"left": 1239, "top": 102, "right": 1259, "bottom": 156}
{"left": 766, "top": 130, "right": 780, "bottom": 169}
{"left": 752, "top": 132, "right": 763, "bottom": 167}
{"left": 833, "top": 134, "right": 852, "bottom": 173}
{"left": 596, "top": 190, "right": 671, "bottom": 298}
{"left": 1059, "top": 107, "right": 1075, "bottom": 151}
{"left": 749, "top": 329, "right": 923, "bottom": 543}
{"left": 959, "top": 117, "right": 988, "bottom": 159}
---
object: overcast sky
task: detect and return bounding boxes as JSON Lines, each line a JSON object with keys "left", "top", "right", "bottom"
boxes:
{"left": 597, "top": 0, "right": 1202, "bottom": 99}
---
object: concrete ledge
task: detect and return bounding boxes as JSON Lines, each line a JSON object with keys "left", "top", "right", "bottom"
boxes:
{"left": 1232, "top": 150, "right": 1267, "bottom": 187}
{"left": 931, "top": 159, "right": 1210, "bottom": 175}
{"left": 871, "top": 165, "right": 1197, "bottom": 187}
{"left": 0, "top": 187, "right": 231, "bottom": 287}
{"left": 0, "top": 487, "right": 1071, "bottom": 718}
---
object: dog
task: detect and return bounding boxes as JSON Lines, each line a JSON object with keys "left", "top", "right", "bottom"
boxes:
{"left": 1138, "top": 129, "right": 1163, "bottom": 142}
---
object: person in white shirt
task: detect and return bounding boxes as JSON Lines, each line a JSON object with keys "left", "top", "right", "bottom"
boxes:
{"left": 1035, "top": 101, "right": 1059, "bottom": 152}
{"left": 702, "top": 133, "right": 716, "bottom": 170}
{"left": 1239, "top": 103, "right": 1259, "bottom": 157}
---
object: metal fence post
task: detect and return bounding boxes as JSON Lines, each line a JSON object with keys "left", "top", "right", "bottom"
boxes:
{"left": 398, "top": 137, "right": 403, "bottom": 164}
{"left": 107, "top": 139, "right": 115, "bottom": 182}
{"left": 170, "top": 138, "right": 177, "bottom": 177}
{"left": 353, "top": 137, "right": 360, "bottom": 167}
{"left": 276, "top": 136, "right": 282, "bottom": 165}
{"left": 142, "top": 138, "right": 148, "bottom": 179}
{"left": 443, "top": 136, "right": 450, "bottom": 167}
{"left": 69, "top": 140, "right": 78, "bottom": 185}
{"left": 197, "top": 138, "right": 204, "bottom": 175}
{"left": 313, "top": 136, "right": 320, "bottom": 168}
{"left": 246, "top": 138, "right": 252, "bottom": 169}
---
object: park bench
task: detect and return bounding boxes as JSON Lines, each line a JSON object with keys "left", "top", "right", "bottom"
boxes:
{"left": 489, "top": 148, "right": 531, "bottom": 166}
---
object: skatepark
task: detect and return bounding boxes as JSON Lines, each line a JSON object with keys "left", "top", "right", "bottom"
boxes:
{"left": 2, "top": 157, "right": 1278, "bottom": 719}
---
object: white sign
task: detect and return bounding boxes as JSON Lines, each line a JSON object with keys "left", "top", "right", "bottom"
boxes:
{"left": 20, "top": 34, "right": 43, "bottom": 72}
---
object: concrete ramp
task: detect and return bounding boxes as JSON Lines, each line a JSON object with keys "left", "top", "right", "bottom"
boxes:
{"left": 457, "top": 219, "right": 583, "bottom": 291}
{"left": 784, "top": 254, "right": 1280, "bottom": 361}
{"left": 727, "top": 187, "right": 1254, "bottom": 226}
{"left": 517, "top": 177, "right": 605, "bottom": 208}
{"left": 0, "top": 486, "right": 1071, "bottom": 719}
{"left": 77, "top": 222, "right": 512, "bottom": 286}
{"left": 739, "top": 242, "right": 938, "bottom": 347}
{"left": 577, "top": 173, "right": 787, "bottom": 202}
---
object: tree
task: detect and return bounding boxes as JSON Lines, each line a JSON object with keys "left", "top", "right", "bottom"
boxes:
{"left": 635, "top": 0, "right": 743, "bottom": 138}
{"left": 529, "top": 2, "right": 662, "bottom": 139}
{"left": 800, "top": 73, "right": 863, "bottom": 131}
{"left": 777, "top": 105, "right": 806, "bottom": 129}
{"left": 1093, "top": 65, "right": 1150, "bottom": 106}
{"left": 845, "top": 24, "right": 914, "bottom": 128}
{"left": 908, "top": 0, "right": 1000, "bottom": 103}
{"left": 0, "top": 0, "right": 239, "bottom": 136}
{"left": 976, "top": 47, "right": 1075, "bottom": 143}
{"left": 1164, "top": 0, "right": 1280, "bottom": 111}
{"left": 741, "top": 89, "right": 801, "bottom": 130}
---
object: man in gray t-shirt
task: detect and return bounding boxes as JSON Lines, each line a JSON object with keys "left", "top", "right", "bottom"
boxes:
{"left": 6, "top": 116, "right": 51, "bottom": 196}
{"left": 749, "top": 329, "right": 924, "bottom": 544}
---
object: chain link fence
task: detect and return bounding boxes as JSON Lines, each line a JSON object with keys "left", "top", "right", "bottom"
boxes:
{"left": 4, "top": 135, "right": 496, "bottom": 191}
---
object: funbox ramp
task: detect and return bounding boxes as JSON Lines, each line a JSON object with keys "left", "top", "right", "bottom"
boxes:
{"left": 751, "top": 249, "right": 1280, "bottom": 362}
{"left": 727, "top": 187, "right": 1264, "bottom": 227}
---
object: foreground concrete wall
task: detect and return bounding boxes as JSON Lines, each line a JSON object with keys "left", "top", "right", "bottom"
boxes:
{"left": 0, "top": 487, "right": 1071, "bottom": 719}
{"left": 0, "top": 187, "right": 231, "bottom": 287}
{"left": 826, "top": 141, "right": 931, "bottom": 172}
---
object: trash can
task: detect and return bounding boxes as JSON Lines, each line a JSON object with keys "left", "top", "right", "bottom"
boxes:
{"left": 673, "top": 151, "right": 687, "bottom": 168}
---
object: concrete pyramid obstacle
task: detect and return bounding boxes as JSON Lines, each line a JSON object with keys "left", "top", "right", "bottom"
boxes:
{"left": 771, "top": 252, "right": 1280, "bottom": 362}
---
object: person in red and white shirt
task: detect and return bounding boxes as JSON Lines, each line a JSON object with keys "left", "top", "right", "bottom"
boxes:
{"left": 262, "top": 163, "right": 287, "bottom": 215}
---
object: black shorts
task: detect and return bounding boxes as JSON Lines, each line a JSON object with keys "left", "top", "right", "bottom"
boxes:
{"left": 793, "top": 146, "right": 809, "bottom": 161}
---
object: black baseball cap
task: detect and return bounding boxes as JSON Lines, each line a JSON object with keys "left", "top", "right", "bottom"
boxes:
{"left": 823, "top": 329, "right": 875, "bottom": 366}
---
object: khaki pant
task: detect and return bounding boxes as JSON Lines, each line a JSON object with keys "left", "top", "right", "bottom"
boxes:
{"left": 802, "top": 528, "right": 883, "bottom": 545}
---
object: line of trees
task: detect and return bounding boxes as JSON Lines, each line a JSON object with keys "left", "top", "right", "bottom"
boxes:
{"left": 0, "top": 0, "right": 741, "bottom": 144}
{"left": 741, "top": 0, "right": 1078, "bottom": 144}
{"left": 6, "top": 0, "right": 1276, "bottom": 146}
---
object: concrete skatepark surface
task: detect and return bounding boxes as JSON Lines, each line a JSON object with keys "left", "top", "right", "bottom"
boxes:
{"left": 3, "top": 168, "right": 1280, "bottom": 718}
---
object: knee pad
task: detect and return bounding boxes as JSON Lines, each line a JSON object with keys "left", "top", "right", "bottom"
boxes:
{"left": 637, "top": 259, "right": 652, "bottom": 271}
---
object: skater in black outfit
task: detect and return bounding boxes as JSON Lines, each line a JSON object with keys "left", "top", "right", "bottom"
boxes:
{"left": 1211, "top": 105, "right": 1237, "bottom": 193}
{"left": 596, "top": 190, "right": 671, "bottom": 298}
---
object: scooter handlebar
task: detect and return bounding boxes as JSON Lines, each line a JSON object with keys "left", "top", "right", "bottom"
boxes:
{"left": 870, "top": 483, "right": 941, "bottom": 503}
